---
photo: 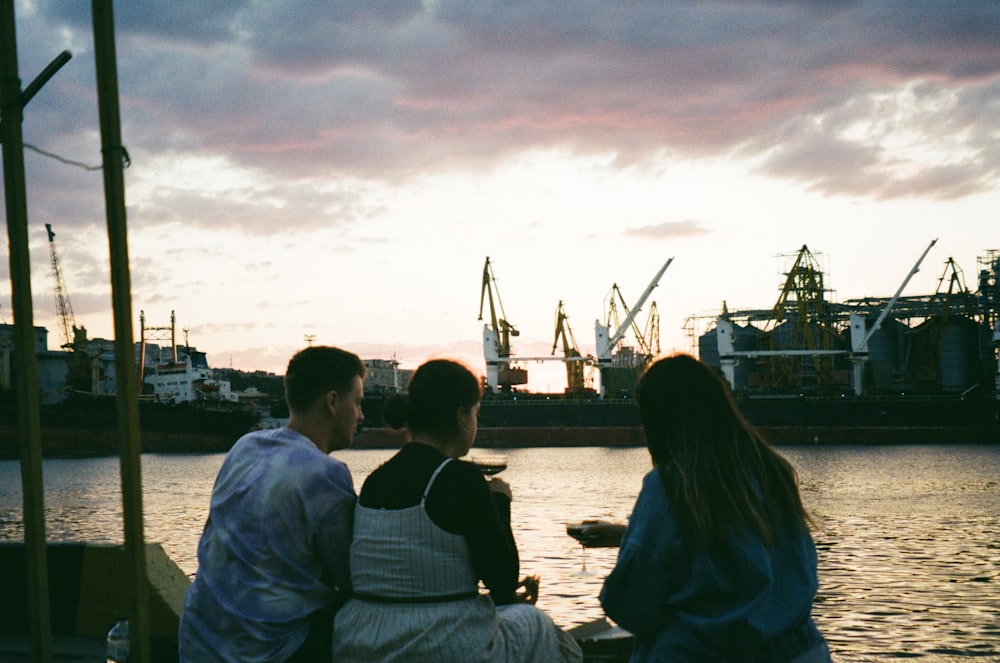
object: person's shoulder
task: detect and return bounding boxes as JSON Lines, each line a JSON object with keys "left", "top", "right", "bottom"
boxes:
{"left": 643, "top": 466, "right": 667, "bottom": 489}
{"left": 299, "top": 453, "right": 355, "bottom": 498}
{"left": 637, "top": 467, "right": 673, "bottom": 508}
{"left": 217, "top": 429, "right": 277, "bottom": 469}
{"left": 322, "top": 453, "right": 352, "bottom": 479}
{"left": 445, "top": 457, "right": 484, "bottom": 480}
{"left": 227, "top": 428, "right": 269, "bottom": 451}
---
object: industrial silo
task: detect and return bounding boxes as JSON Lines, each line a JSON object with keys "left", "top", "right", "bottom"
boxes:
{"left": 907, "top": 315, "right": 979, "bottom": 391}
{"left": 939, "top": 316, "right": 980, "bottom": 391}
{"left": 698, "top": 321, "right": 762, "bottom": 390}
{"left": 864, "top": 318, "right": 909, "bottom": 392}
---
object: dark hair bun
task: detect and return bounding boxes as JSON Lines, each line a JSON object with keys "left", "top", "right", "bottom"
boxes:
{"left": 382, "top": 392, "right": 411, "bottom": 430}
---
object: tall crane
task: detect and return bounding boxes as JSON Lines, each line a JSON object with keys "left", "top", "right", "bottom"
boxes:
{"left": 478, "top": 257, "right": 527, "bottom": 391}
{"left": 594, "top": 258, "right": 673, "bottom": 396}
{"left": 756, "top": 245, "right": 841, "bottom": 387}
{"left": 605, "top": 285, "right": 659, "bottom": 361}
{"left": 644, "top": 301, "right": 661, "bottom": 358}
{"left": 45, "top": 223, "right": 78, "bottom": 349}
{"left": 552, "top": 300, "right": 589, "bottom": 393}
{"left": 595, "top": 258, "right": 673, "bottom": 366}
{"left": 909, "top": 257, "right": 976, "bottom": 385}
{"left": 45, "top": 223, "right": 97, "bottom": 392}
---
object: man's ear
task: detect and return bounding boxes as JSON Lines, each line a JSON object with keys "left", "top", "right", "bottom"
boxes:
{"left": 326, "top": 389, "right": 339, "bottom": 413}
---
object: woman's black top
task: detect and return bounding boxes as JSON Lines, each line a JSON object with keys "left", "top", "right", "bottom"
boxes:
{"left": 357, "top": 442, "right": 520, "bottom": 604}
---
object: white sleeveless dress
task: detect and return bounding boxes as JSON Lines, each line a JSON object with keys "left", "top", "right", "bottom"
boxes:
{"left": 333, "top": 459, "right": 582, "bottom": 662}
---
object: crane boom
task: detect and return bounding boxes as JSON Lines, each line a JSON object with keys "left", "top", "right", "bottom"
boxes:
{"left": 859, "top": 238, "right": 938, "bottom": 349}
{"left": 552, "top": 300, "right": 588, "bottom": 392}
{"left": 45, "top": 223, "right": 77, "bottom": 349}
{"left": 607, "top": 257, "right": 673, "bottom": 349}
{"left": 477, "top": 257, "right": 526, "bottom": 391}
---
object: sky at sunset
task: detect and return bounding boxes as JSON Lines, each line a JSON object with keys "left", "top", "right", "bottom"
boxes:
{"left": 3, "top": 2, "right": 999, "bottom": 392}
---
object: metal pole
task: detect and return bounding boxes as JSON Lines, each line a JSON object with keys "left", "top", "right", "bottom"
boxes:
{"left": 0, "top": 2, "right": 52, "bottom": 661}
{"left": 91, "top": 2, "right": 150, "bottom": 662}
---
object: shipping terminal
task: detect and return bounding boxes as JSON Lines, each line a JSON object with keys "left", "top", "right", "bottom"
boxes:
{"left": 3, "top": 242, "right": 999, "bottom": 455}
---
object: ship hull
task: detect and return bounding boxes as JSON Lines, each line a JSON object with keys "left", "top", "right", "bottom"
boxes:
{"left": 354, "top": 393, "right": 1000, "bottom": 448}
{"left": 0, "top": 397, "right": 258, "bottom": 459}
{"left": 3, "top": 393, "right": 996, "bottom": 457}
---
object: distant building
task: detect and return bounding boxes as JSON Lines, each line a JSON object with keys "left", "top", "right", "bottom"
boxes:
{"left": 363, "top": 358, "right": 413, "bottom": 394}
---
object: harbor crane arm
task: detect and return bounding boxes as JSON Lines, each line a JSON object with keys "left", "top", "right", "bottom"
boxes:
{"left": 553, "top": 301, "right": 588, "bottom": 392}
{"left": 478, "top": 257, "right": 498, "bottom": 332}
{"left": 859, "top": 238, "right": 937, "bottom": 349}
{"left": 606, "top": 258, "right": 673, "bottom": 349}
{"left": 478, "top": 257, "right": 520, "bottom": 355}
{"left": 644, "top": 301, "right": 661, "bottom": 357}
{"left": 610, "top": 287, "right": 660, "bottom": 358}
{"left": 45, "top": 223, "right": 78, "bottom": 349}
{"left": 478, "top": 257, "right": 528, "bottom": 393}
{"left": 553, "top": 300, "right": 583, "bottom": 358}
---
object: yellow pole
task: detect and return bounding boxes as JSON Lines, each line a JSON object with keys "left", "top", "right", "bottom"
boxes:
{"left": 1, "top": 2, "right": 52, "bottom": 660}
{"left": 91, "top": 1, "right": 150, "bottom": 661}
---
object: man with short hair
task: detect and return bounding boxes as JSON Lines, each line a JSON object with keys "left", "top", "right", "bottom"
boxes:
{"left": 179, "top": 346, "right": 366, "bottom": 663}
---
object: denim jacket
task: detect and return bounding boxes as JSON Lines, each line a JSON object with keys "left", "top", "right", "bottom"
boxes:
{"left": 599, "top": 468, "right": 824, "bottom": 662}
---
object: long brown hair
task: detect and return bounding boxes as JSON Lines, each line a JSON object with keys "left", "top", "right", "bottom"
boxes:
{"left": 636, "top": 354, "right": 812, "bottom": 549}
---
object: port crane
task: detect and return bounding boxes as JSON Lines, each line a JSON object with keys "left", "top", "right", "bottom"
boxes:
{"left": 594, "top": 257, "right": 672, "bottom": 367}
{"left": 44, "top": 223, "right": 104, "bottom": 392}
{"left": 605, "top": 285, "right": 661, "bottom": 361}
{"left": 758, "top": 245, "right": 842, "bottom": 388}
{"left": 907, "top": 257, "right": 977, "bottom": 384}
{"left": 594, "top": 258, "right": 673, "bottom": 396}
{"left": 45, "top": 223, "right": 79, "bottom": 349}
{"left": 478, "top": 257, "right": 528, "bottom": 391}
{"left": 552, "top": 300, "right": 591, "bottom": 393}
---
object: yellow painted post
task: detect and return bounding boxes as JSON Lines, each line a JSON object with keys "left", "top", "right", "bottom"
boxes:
{"left": 0, "top": 3, "right": 53, "bottom": 661}
{"left": 91, "top": 1, "right": 150, "bottom": 662}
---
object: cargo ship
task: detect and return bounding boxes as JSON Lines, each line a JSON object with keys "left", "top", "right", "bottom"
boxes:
{"left": 0, "top": 317, "right": 263, "bottom": 458}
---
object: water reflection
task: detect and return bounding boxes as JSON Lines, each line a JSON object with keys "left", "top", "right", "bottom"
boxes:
{"left": 2, "top": 444, "right": 998, "bottom": 660}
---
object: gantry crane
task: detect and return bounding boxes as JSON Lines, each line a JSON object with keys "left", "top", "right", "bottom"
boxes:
{"left": 756, "top": 245, "right": 842, "bottom": 388}
{"left": 552, "top": 300, "right": 590, "bottom": 393}
{"left": 478, "top": 257, "right": 527, "bottom": 391}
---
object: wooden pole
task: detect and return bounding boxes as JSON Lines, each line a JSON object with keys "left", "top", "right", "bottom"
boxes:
{"left": 91, "top": 2, "right": 150, "bottom": 661}
{"left": 0, "top": 2, "right": 53, "bottom": 661}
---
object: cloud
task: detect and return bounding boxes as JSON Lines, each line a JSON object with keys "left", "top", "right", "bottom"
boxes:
{"left": 624, "top": 220, "right": 711, "bottom": 240}
{"left": 750, "top": 79, "right": 1000, "bottom": 199}
{"left": 15, "top": 0, "right": 1000, "bottom": 234}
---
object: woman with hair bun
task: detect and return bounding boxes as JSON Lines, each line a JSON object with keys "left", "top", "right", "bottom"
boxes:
{"left": 600, "top": 354, "right": 829, "bottom": 662}
{"left": 333, "top": 359, "right": 582, "bottom": 662}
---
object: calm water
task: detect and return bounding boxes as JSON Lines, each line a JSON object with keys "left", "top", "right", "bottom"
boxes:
{"left": 1, "top": 444, "right": 998, "bottom": 661}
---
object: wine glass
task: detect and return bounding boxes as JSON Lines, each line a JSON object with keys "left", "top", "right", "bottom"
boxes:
{"left": 469, "top": 454, "right": 508, "bottom": 477}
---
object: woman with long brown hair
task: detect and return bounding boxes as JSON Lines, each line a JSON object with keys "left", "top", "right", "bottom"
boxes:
{"left": 600, "top": 354, "right": 829, "bottom": 661}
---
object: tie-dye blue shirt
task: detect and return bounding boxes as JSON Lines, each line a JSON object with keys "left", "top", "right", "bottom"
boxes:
{"left": 179, "top": 427, "right": 356, "bottom": 662}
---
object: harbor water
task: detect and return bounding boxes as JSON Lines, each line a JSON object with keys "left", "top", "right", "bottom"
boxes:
{"left": 1, "top": 444, "right": 998, "bottom": 661}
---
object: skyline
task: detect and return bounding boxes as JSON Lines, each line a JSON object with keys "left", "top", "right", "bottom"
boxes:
{"left": 2, "top": 2, "right": 998, "bottom": 391}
